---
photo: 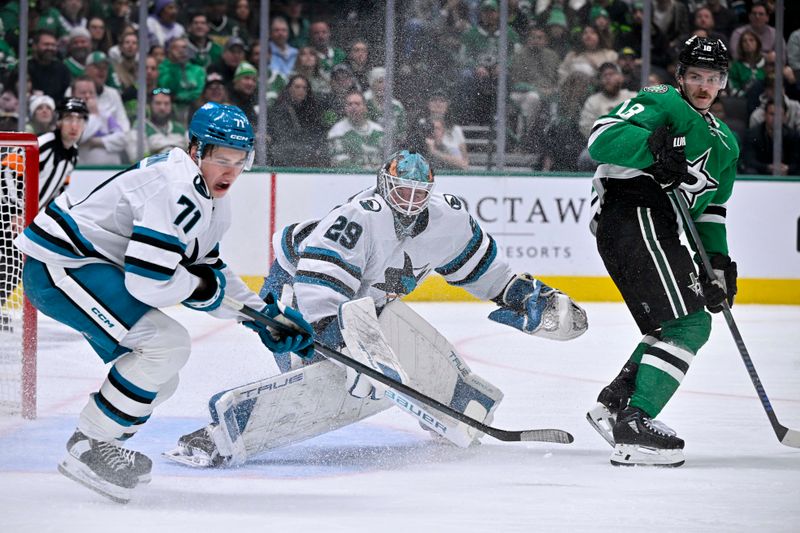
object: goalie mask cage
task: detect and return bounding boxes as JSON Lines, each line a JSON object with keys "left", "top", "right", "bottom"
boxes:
{"left": 0, "top": 132, "right": 38, "bottom": 419}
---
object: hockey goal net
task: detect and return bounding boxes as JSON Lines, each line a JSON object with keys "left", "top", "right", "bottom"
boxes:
{"left": 0, "top": 132, "right": 38, "bottom": 419}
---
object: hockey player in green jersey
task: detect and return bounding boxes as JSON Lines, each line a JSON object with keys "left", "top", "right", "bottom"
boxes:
{"left": 584, "top": 36, "right": 739, "bottom": 467}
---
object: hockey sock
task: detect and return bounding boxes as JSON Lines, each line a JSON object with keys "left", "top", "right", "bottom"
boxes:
{"left": 79, "top": 311, "right": 191, "bottom": 441}
{"left": 79, "top": 364, "right": 157, "bottom": 441}
{"left": 627, "top": 334, "right": 660, "bottom": 365}
{"left": 630, "top": 310, "right": 711, "bottom": 417}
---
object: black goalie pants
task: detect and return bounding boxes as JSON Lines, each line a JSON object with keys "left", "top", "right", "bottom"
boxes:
{"left": 595, "top": 177, "right": 705, "bottom": 334}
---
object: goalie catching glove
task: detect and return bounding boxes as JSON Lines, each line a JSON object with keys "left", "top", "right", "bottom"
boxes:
{"left": 242, "top": 292, "right": 315, "bottom": 358}
{"left": 489, "top": 273, "right": 588, "bottom": 340}
{"left": 699, "top": 254, "right": 737, "bottom": 313}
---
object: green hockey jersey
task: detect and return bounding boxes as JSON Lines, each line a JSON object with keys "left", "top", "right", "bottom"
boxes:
{"left": 587, "top": 84, "right": 739, "bottom": 256}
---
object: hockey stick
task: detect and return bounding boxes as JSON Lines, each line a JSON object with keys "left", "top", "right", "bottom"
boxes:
{"left": 223, "top": 297, "right": 574, "bottom": 444}
{"left": 672, "top": 191, "right": 800, "bottom": 448}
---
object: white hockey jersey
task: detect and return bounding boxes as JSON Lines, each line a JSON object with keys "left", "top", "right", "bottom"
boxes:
{"left": 273, "top": 188, "right": 514, "bottom": 324}
{"left": 14, "top": 148, "right": 262, "bottom": 318}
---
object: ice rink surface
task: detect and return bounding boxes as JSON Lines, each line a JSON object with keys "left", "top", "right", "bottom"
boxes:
{"left": 0, "top": 302, "right": 798, "bottom": 533}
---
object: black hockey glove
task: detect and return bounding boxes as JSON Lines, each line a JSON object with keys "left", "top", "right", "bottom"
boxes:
{"left": 646, "top": 126, "right": 691, "bottom": 190}
{"left": 183, "top": 264, "right": 226, "bottom": 312}
{"left": 700, "top": 254, "right": 737, "bottom": 313}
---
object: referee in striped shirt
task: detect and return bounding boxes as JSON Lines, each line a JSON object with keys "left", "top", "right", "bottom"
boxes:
{"left": 0, "top": 98, "right": 87, "bottom": 327}
{"left": 37, "top": 97, "right": 88, "bottom": 211}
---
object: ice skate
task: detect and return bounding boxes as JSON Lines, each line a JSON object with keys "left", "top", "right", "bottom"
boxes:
{"left": 120, "top": 441, "right": 153, "bottom": 484}
{"left": 610, "top": 407, "right": 685, "bottom": 467}
{"left": 58, "top": 429, "right": 149, "bottom": 504}
{"left": 586, "top": 361, "right": 638, "bottom": 447}
{"left": 164, "top": 426, "right": 229, "bottom": 468}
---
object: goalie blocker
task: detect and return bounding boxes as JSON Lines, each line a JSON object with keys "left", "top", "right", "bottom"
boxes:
{"left": 165, "top": 298, "right": 504, "bottom": 467}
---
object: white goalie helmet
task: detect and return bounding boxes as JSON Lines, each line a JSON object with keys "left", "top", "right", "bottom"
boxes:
{"left": 376, "top": 150, "right": 435, "bottom": 216}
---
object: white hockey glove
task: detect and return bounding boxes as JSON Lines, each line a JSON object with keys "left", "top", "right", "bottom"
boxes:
{"left": 488, "top": 273, "right": 588, "bottom": 341}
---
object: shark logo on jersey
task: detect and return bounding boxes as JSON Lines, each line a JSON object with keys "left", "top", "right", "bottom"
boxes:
{"left": 194, "top": 175, "right": 211, "bottom": 199}
{"left": 360, "top": 199, "right": 382, "bottom": 212}
{"left": 683, "top": 148, "right": 718, "bottom": 208}
{"left": 443, "top": 194, "right": 463, "bottom": 210}
{"left": 372, "top": 252, "right": 430, "bottom": 296}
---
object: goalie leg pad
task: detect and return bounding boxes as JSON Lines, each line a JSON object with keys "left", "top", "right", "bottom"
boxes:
{"left": 168, "top": 298, "right": 506, "bottom": 466}
{"left": 340, "top": 298, "right": 476, "bottom": 447}
{"left": 340, "top": 297, "right": 504, "bottom": 448}
{"left": 165, "top": 361, "right": 393, "bottom": 467}
{"left": 339, "top": 297, "right": 409, "bottom": 400}
{"left": 378, "top": 299, "right": 504, "bottom": 446}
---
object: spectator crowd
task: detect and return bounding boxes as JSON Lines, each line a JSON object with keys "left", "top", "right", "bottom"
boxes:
{"left": 0, "top": 0, "right": 798, "bottom": 174}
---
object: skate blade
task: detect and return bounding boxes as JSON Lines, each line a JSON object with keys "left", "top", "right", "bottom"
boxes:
{"left": 162, "top": 447, "right": 215, "bottom": 468}
{"left": 586, "top": 403, "right": 615, "bottom": 448}
{"left": 58, "top": 455, "right": 134, "bottom": 504}
{"left": 610, "top": 444, "right": 685, "bottom": 468}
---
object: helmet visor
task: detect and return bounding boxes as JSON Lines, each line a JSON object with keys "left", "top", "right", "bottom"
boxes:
{"left": 204, "top": 148, "right": 254, "bottom": 172}
{"left": 381, "top": 170, "right": 434, "bottom": 216}
{"left": 680, "top": 68, "right": 727, "bottom": 90}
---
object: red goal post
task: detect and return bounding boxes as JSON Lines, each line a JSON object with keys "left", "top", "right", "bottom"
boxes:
{"left": 0, "top": 132, "right": 39, "bottom": 419}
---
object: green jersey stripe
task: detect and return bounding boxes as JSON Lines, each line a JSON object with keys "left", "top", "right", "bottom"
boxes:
{"left": 637, "top": 207, "right": 688, "bottom": 317}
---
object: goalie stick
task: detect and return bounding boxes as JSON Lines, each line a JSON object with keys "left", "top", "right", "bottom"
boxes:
{"left": 223, "top": 297, "right": 574, "bottom": 445}
{"left": 672, "top": 191, "right": 800, "bottom": 449}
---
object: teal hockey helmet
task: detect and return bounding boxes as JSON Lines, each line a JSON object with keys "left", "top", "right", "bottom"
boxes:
{"left": 377, "top": 150, "right": 435, "bottom": 216}
{"left": 189, "top": 102, "right": 255, "bottom": 169}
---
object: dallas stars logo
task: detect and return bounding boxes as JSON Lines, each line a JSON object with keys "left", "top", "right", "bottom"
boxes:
{"left": 372, "top": 252, "right": 429, "bottom": 297}
{"left": 682, "top": 148, "right": 718, "bottom": 208}
{"left": 688, "top": 272, "right": 703, "bottom": 297}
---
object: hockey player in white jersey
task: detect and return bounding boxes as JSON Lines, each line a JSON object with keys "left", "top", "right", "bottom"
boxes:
{"left": 267, "top": 149, "right": 587, "bottom": 379}
{"left": 13, "top": 102, "right": 314, "bottom": 503}
{"left": 169, "top": 150, "right": 588, "bottom": 467}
